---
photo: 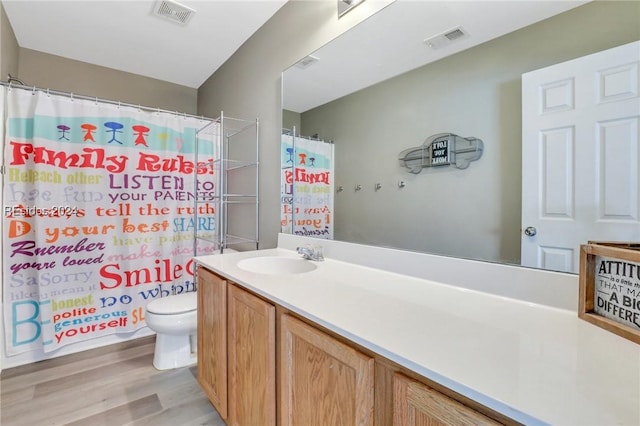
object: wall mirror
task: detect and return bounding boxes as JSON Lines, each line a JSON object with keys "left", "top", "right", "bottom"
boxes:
{"left": 282, "top": 0, "right": 640, "bottom": 273}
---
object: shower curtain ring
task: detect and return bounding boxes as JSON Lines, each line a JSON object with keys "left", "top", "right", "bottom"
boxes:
{"left": 46, "top": 88, "right": 50, "bottom": 97}
{"left": 70, "top": 93, "right": 74, "bottom": 101}
{"left": 32, "top": 86, "right": 36, "bottom": 95}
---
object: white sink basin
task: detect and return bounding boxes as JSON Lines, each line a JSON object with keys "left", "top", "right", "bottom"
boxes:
{"left": 237, "top": 256, "right": 318, "bottom": 275}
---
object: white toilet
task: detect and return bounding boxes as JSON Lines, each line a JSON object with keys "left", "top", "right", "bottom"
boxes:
{"left": 145, "top": 291, "right": 198, "bottom": 370}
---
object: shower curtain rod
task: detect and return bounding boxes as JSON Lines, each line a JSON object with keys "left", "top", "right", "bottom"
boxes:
{"left": 0, "top": 80, "right": 214, "bottom": 123}
{"left": 282, "top": 127, "right": 334, "bottom": 144}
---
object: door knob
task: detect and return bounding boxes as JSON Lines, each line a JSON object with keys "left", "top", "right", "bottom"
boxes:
{"left": 524, "top": 226, "right": 537, "bottom": 237}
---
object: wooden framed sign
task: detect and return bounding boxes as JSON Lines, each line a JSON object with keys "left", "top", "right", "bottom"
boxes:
{"left": 579, "top": 242, "right": 640, "bottom": 345}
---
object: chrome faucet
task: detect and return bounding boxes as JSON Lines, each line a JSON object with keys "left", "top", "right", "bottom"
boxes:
{"left": 296, "top": 245, "right": 324, "bottom": 261}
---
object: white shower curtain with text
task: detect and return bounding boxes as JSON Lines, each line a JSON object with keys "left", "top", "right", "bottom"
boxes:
{"left": 2, "top": 87, "right": 218, "bottom": 355}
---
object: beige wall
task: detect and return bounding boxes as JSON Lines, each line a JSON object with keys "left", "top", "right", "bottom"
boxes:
{"left": 17, "top": 48, "right": 197, "bottom": 113}
{"left": 0, "top": 4, "right": 19, "bottom": 82}
{"left": 197, "top": 0, "right": 393, "bottom": 249}
{"left": 282, "top": 109, "right": 301, "bottom": 133}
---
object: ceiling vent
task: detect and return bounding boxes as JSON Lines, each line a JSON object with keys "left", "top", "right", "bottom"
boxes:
{"left": 424, "top": 26, "right": 470, "bottom": 49}
{"left": 153, "top": 0, "right": 196, "bottom": 25}
{"left": 294, "top": 55, "right": 320, "bottom": 70}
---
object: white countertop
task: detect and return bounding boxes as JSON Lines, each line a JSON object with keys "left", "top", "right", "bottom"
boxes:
{"left": 195, "top": 239, "right": 640, "bottom": 425}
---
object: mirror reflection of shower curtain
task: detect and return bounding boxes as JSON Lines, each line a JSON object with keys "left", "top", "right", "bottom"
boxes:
{"left": 280, "top": 132, "right": 334, "bottom": 239}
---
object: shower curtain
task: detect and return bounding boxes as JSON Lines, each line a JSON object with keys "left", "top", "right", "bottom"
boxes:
{"left": 2, "top": 86, "right": 218, "bottom": 355}
{"left": 280, "top": 132, "right": 334, "bottom": 239}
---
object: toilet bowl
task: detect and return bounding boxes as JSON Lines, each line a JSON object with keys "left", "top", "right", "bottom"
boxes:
{"left": 145, "top": 291, "right": 198, "bottom": 370}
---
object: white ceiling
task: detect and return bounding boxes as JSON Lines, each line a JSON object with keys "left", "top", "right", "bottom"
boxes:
{"left": 283, "top": 0, "right": 590, "bottom": 113}
{"left": 1, "top": 0, "right": 288, "bottom": 88}
{"left": 2, "top": 0, "right": 591, "bottom": 100}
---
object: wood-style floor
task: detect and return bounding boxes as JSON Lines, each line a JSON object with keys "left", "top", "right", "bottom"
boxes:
{"left": 0, "top": 336, "right": 225, "bottom": 426}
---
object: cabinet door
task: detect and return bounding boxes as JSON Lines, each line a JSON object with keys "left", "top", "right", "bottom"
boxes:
{"left": 196, "top": 267, "right": 228, "bottom": 420}
{"left": 393, "top": 373, "right": 501, "bottom": 426}
{"left": 228, "top": 285, "right": 276, "bottom": 426}
{"left": 280, "top": 314, "right": 374, "bottom": 426}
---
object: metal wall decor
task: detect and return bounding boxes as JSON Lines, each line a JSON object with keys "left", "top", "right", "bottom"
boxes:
{"left": 398, "top": 133, "right": 484, "bottom": 173}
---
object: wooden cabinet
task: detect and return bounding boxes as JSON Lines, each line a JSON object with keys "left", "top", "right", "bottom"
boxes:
{"left": 393, "top": 373, "right": 501, "bottom": 426}
{"left": 197, "top": 267, "right": 509, "bottom": 426}
{"left": 197, "top": 266, "right": 276, "bottom": 424}
{"left": 196, "top": 266, "right": 228, "bottom": 420}
{"left": 279, "top": 313, "right": 375, "bottom": 426}
{"left": 227, "top": 284, "right": 276, "bottom": 426}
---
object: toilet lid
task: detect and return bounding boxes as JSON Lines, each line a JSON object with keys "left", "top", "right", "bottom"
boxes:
{"left": 146, "top": 292, "right": 197, "bottom": 315}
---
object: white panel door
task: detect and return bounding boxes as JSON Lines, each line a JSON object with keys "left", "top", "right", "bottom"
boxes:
{"left": 522, "top": 41, "right": 640, "bottom": 273}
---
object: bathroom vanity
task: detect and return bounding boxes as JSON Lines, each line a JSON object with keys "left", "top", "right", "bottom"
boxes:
{"left": 194, "top": 234, "right": 640, "bottom": 426}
